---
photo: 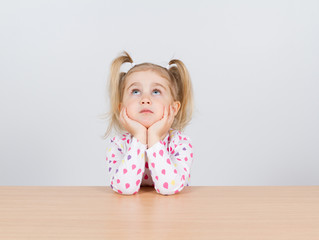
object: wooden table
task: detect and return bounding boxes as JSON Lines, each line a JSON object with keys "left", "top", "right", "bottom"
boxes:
{"left": 0, "top": 186, "right": 318, "bottom": 239}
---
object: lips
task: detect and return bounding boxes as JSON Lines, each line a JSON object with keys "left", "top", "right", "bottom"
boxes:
{"left": 140, "top": 109, "right": 153, "bottom": 113}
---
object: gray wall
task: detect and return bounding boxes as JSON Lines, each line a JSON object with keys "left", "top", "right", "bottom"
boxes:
{"left": 1, "top": 0, "right": 318, "bottom": 186}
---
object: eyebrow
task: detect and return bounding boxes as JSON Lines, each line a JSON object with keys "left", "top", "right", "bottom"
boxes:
{"left": 126, "top": 82, "right": 167, "bottom": 91}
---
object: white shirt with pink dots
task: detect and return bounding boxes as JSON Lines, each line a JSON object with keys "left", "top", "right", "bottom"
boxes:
{"left": 105, "top": 128, "right": 194, "bottom": 195}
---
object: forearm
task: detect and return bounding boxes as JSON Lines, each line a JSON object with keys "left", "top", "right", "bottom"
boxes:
{"left": 109, "top": 137, "right": 147, "bottom": 195}
{"left": 145, "top": 142, "right": 188, "bottom": 195}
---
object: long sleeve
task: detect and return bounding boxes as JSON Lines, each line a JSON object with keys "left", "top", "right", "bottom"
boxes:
{"left": 145, "top": 132, "right": 194, "bottom": 195}
{"left": 106, "top": 134, "right": 147, "bottom": 195}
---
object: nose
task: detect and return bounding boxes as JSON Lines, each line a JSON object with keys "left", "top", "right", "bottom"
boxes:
{"left": 141, "top": 99, "right": 151, "bottom": 104}
{"left": 140, "top": 95, "right": 151, "bottom": 105}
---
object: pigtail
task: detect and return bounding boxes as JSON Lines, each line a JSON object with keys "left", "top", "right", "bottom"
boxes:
{"left": 102, "top": 51, "right": 134, "bottom": 139}
{"left": 168, "top": 59, "right": 194, "bottom": 131}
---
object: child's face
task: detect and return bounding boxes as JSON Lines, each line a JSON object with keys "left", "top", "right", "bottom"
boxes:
{"left": 120, "top": 70, "right": 180, "bottom": 128}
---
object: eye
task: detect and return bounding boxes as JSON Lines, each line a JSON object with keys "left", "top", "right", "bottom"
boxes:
{"left": 131, "top": 89, "right": 140, "bottom": 95}
{"left": 130, "top": 88, "right": 161, "bottom": 96}
{"left": 153, "top": 89, "right": 161, "bottom": 95}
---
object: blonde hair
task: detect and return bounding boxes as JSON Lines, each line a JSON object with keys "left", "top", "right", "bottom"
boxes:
{"left": 99, "top": 51, "right": 194, "bottom": 140}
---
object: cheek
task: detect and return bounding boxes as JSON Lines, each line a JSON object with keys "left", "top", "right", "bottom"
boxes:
{"left": 154, "top": 103, "right": 166, "bottom": 117}
{"left": 125, "top": 102, "right": 138, "bottom": 116}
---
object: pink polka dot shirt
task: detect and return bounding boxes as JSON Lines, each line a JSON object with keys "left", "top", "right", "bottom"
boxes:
{"left": 106, "top": 128, "right": 194, "bottom": 195}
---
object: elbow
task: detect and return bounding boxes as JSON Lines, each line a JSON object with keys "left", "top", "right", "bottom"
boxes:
{"left": 110, "top": 182, "right": 140, "bottom": 195}
{"left": 155, "top": 183, "right": 186, "bottom": 196}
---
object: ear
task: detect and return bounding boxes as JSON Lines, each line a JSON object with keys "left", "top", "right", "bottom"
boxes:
{"left": 172, "top": 101, "right": 181, "bottom": 117}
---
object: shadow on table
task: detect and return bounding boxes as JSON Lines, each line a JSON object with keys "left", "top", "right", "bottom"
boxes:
{"left": 95, "top": 185, "right": 196, "bottom": 196}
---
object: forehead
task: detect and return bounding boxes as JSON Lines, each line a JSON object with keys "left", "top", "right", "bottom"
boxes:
{"left": 125, "top": 70, "right": 169, "bottom": 89}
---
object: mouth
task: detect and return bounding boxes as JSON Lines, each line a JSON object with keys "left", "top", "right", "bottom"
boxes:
{"left": 140, "top": 110, "right": 153, "bottom": 113}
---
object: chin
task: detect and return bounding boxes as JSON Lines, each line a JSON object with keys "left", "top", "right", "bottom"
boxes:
{"left": 137, "top": 119, "right": 156, "bottom": 129}
{"left": 140, "top": 122, "right": 153, "bottom": 129}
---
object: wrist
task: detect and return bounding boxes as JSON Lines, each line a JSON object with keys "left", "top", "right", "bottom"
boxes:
{"left": 147, "top": 135, "right": 162, "bottom": 149}
{"left": 133, "top": 132, "right": 147, "bottom": 145}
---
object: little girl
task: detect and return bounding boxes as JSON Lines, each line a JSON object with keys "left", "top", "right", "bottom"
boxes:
{"left": 103, "top": 51, "right": 194, "bottom": 195}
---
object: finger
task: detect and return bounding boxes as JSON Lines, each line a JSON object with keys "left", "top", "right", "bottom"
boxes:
{"left": 123, "top": 107, "right": 128, "bottom": 120}
{"left": 119, "top": 108, "right": 122, "bottom": 121}
{"left": 170, "top": 106, "right": 175, "bottom": 122}
{"left": 168, "top": 105, "right": 172, "bottom": 122}
{"left": 123, "top": 108, "right": 131, "bottom": 123}
{"left": 121, "top": 108, "right": 127, "bottom": 123}
{"left": 167, "top": 106, "right": 173, "bottom": 124}
{"left": 120, "top": 107, "right": 124, "bottom": 119}
{"left": 120, "top": 107, "right": 123, "bottom": 117}
{"left": 167, "top": 105, "right": 172, "bottom": 119}
{"left": 164, "top": 105, "right": 168, "bottom": 119}
{"left": 119, "top": 108, "right": 125, "bottom": 124}
{"left": 171, "top": 106, "right": 175, "bottom": 117}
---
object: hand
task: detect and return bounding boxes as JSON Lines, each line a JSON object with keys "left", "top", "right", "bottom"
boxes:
{"left": 148, "top": 105, "right": 175, "bottom": 147}
{"left": 119, "top": 107, "right": 147, "bottom": 144}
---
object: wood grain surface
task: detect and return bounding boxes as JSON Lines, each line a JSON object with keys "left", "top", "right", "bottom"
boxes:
{"left": 0, "top": 186, "right": 318, "bottom": 239}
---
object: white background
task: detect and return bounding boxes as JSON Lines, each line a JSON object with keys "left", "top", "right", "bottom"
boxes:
{"left": 1, "top": 0, "right": 318, "bottom": 186}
